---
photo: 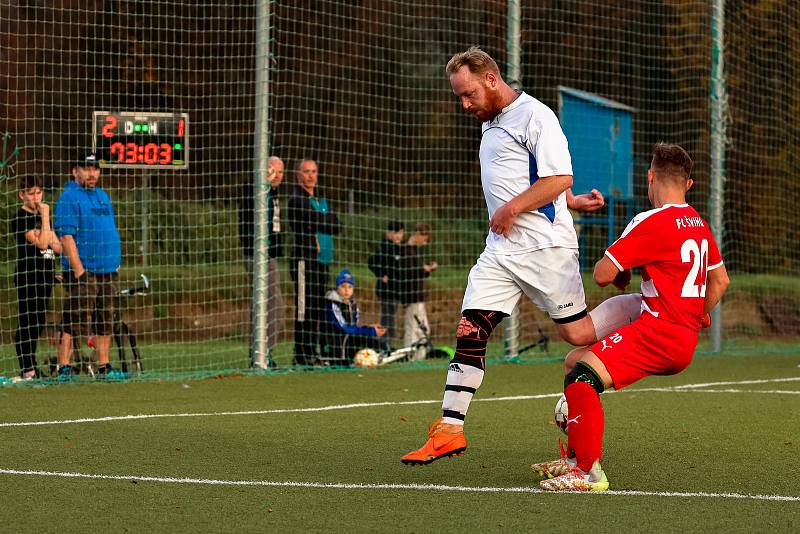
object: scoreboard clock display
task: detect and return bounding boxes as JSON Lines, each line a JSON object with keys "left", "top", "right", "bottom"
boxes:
{"left": 92, "top": 111, "right": 188, "bottom": 169}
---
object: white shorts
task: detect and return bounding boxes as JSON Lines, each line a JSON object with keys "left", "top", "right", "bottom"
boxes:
{"left": 461, "top": 247, "right": 587, "bottom": 320}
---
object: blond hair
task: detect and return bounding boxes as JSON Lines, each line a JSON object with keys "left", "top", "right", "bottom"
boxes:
{"left": 445, "top": 46, "right": 500, "bottom": 77}
{"left": 414, "top": 222, "right": 432, "bottom": 238}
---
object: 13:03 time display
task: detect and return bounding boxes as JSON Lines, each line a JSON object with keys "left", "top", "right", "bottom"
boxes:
{"left": 110, "top": 142, "right": 173, "bottom": 165}
{"left": 92, "top": 111, "right": 189, "bottom": 169}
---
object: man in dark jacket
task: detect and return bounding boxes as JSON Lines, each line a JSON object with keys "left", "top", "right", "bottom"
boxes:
{"left": 287, "top": 159, "right": 340, "bottom": 365}
{"left": 401, "top": 223, "right": 437, "bottom": 360}
{"left": 367, "top": 220, "right": 405, "bottom": 344}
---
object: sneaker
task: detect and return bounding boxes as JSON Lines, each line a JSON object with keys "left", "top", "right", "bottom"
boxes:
{"left": 539, "top": 460, "right": 609, "bottom": 492}
{"left": 531, "top": 439, "right": 576, "bottom": 479}
{"left": 401, "top": 418, "right": 467, "bottom": 465}
{"left": 11, "top": 371, "right": 37, "bottom": 384}
{"left": 97, "top": 365, "right": 128, "bottom": 381}
{"left": 58, "top": 365, "right": 78, "bottom": 383}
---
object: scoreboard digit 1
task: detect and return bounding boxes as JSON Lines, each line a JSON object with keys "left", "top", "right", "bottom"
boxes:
{"left": 92, "top": 111, "right": 189, "bottom": 169}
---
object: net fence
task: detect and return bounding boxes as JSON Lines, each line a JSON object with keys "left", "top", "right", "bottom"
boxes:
{"left": 0, "top": 0, "right": 797, "bottom": 381}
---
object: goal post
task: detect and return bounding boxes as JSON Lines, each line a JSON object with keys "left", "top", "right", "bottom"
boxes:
{"left": 251, "top": 0, "right": 272, "bottom": 369}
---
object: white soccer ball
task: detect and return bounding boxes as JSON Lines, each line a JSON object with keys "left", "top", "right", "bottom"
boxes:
{"left": 554, "top": 394, "right": 568, "bottom": 434}
{"left": 353, "top": 348, "right": 380, "bottom": 368}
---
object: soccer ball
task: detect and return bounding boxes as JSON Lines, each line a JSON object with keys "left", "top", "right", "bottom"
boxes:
{"left": 554, "top": 394, "right": 568, "bottom": 434}
{"left": 353, "top": 348, "right": 380, "bottom": 368}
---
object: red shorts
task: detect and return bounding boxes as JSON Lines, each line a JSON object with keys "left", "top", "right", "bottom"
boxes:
{"left": 589, "top": 313, "right": 699, "bottom": 390}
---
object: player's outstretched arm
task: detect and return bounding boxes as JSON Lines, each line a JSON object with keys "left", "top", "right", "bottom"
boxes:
{"left": 592, "top": 255, "right": 620, "bottom": 288}
{"left": 703, "top": 264, "right": 730, "bottom": 315}
{"left": 567, "top": 188, "right": 605, "bottom": 212}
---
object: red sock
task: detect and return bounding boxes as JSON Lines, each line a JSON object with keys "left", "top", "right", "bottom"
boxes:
{"left": 565, "top": 381, "right": 604, "bottom": 472}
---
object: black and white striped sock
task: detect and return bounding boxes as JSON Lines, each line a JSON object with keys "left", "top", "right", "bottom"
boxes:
{"left": 440, "top": 310, "right": 504, "bottom": 425}
{"left": 442, "top": 359, "right": 484, "bottom": 425}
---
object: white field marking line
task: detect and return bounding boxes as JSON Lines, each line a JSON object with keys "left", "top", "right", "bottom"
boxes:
{"left": 0, "top": 468, "right": 798, "bottom": 502}
{"left": 667, "top": 377, "right": 800, "bottom": 389}
{"left": 628, "top": 388, "right": 800, "bottom": 395}
{"left": 1, "top": 377, "right": 798, "bottom": 429}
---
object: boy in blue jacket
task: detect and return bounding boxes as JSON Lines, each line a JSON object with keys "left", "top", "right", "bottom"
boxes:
{"left": 321, "top": 269, "right": 387, "bottom": 366}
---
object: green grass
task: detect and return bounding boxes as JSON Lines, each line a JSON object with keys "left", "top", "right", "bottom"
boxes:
{"left": 0, "top": 352, "right": 797, "bottom": 532}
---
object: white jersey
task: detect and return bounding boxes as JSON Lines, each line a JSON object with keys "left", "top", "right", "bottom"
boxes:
{"left": 479, "top": 92, "right": 578, "bottom": 254}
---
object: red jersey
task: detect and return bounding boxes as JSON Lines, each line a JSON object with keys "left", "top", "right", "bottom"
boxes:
{"left": 605, "top": 203, "right": 723, "bottom": 331}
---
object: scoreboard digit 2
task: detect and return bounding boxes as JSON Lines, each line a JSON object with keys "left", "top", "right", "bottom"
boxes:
{"left": 92, "top": 111, "right": 189, "bottom": 169}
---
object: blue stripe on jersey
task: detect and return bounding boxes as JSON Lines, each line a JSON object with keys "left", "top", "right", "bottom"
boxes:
{"left": 529, "top": 152, "right": 555, "bottom": 223}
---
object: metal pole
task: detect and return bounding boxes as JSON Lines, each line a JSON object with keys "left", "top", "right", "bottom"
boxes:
{"left": 503, "top": 0, "right": 522, "bottom": 358}
{"left": 709, "top": 0, "right": 727, "bottom": 353}
{"left": 252, "top": 0, "right": 271, "bottom": 368}
{"left": 506, "top": 0, "right": 521, "bottom": 90}
{"left": 503, "top": 308, "right": 520, "bottom": 360}
{"left": 141, "top": 175, "right": 149, "bottom": 267}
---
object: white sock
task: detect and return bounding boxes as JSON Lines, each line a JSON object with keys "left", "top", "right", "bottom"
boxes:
{"left": 441, "top": 361, "right": 484, "bottom": 425}
{"left": 589, "top": 293, "right": 642, "bottom": 340}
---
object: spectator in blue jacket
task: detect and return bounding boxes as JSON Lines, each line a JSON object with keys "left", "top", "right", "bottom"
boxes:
{"left": 54, "top": 151, "right": 126, "bottom": 381}
{"left": 321, "top": 269, "right": 387, "bottom": 366}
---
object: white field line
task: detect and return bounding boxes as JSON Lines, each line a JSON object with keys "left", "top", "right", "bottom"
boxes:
{"left": 629, "top": 388, "right": 800, "bottom": 395}
{"left": 0, "top": 468, "right": 798, "bottom": 502}
{"left": 667, "top": 377, "right": 800, "bottom": 389}
{"left": 0, "top": 377, "right": 798, "bottom": 429}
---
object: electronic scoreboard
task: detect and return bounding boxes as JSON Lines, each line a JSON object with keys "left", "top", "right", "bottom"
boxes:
{"left": 92, "top": 111, "right": 188, "bottom": 168}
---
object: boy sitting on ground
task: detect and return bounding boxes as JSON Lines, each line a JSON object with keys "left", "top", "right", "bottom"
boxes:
{"left": 321, "top": 269, "right": 387, "bottom": 366}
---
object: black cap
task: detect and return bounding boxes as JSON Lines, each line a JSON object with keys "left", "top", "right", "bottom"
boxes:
{"left": 387, "top": 220, "right": 404, "bottom": 232}
{"left": 75, "top": 151, "right": 100, "bottom": 169}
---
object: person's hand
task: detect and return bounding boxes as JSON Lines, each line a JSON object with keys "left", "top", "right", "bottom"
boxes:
{"left": 569, "top": 189, "right": 605, "bottom": 212}
{"left": 72, "top": 270, "right": 88, "bottom": 287}
{"left": 37, "top": 202, "right": 49, "bottom": 217}
{"left": 612, "top": 269, "right": 631, "bottom": 291}
{"left": 700, "top": 313, "right": 712, "bottom": 329}
{"left": 489, "top": 200, "right": 519, "bottom": 237}
{"left": 373, "top": 325, "right": 387, "bottom": 337}
{"left": 424, "top": 261, "right": 438, "bottom": 272}
{"left": 381, "top": 275, "right": 389, "bottom": 283}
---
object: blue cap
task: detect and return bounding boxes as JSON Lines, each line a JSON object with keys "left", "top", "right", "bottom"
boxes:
{"left": 336, "top": 269, "right": 355, "bottom": 288}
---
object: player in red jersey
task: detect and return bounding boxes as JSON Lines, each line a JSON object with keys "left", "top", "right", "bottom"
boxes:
{"left": 531, "top": 143, "right": 730, "bottom": 491}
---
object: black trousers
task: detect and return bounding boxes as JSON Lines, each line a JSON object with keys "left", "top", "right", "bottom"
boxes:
{"left": 14, "top": 273, "right": 54, "bottom": 374}
{"left": 290, "top": 259, "right": 329, "bottom": 365}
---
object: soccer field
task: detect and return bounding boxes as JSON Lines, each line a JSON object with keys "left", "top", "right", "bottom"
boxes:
{"left": 0, "top": 353, "right": 797, "bottom": 532}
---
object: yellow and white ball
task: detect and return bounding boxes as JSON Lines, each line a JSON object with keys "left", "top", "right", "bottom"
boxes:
{"left": 353, "top": 348, "right": 380, "bottom": 368}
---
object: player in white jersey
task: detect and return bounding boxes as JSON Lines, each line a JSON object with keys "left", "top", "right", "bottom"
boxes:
{"left": 402, "top": 46, "right": 641, "bottom": 465}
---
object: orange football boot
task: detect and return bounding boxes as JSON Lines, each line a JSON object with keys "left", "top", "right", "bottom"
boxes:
{"left": 401, "top": 418, "right": 467, "bottom": 465}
